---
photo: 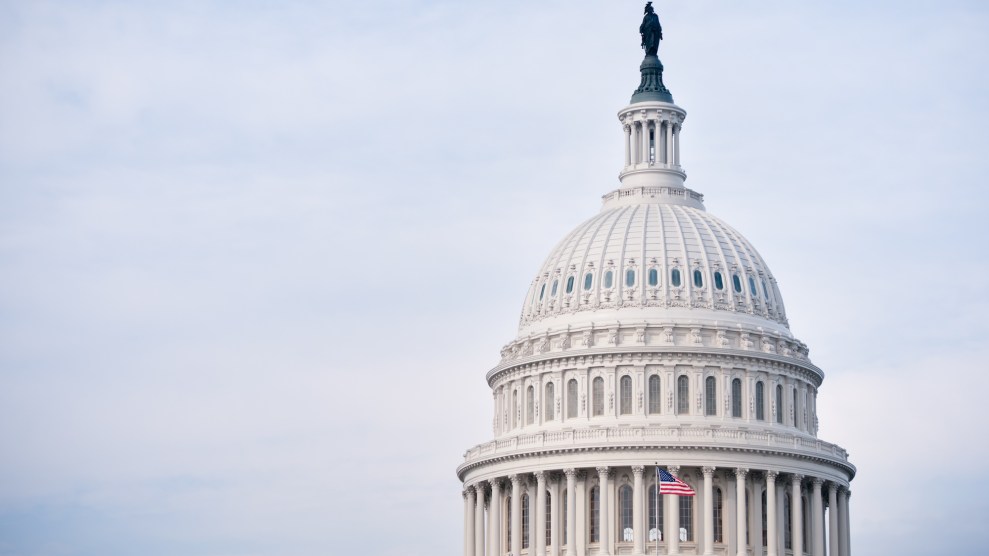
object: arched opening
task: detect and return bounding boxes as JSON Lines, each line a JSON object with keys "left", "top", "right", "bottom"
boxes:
{"left": 620, "top": 375, "right": 632, "bottom": 415}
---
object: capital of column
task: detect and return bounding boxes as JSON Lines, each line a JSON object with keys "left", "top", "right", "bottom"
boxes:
{"left": 812, "top": 477, "right": 824, "bottom": 487}
{"left": 563, "top": 468, "right": 577, "bottom": 480}
{"left": 734, "top": 467, "right": 749, "bottom": 479}
{"left": 631, "top": 465, "right": 645, "bottom": 475}
{"left": 668, "top": 465, "right": 680, "bottom": 476}
{"left": 509, "top": 474, "right": 521, "bottom": 487}
{"left": 766, "top": 470, "right": 779, "bottom": 483}
{"left": 534, "top": 470, "right": 546, "bottom": 482}
{"left": 596, "top": 466, "right": 611, "bottom": 477}
{"left": 791, "top": 473, "right": 804, "bottom": 484}
{"left": 702, "top": 466, "right": 716, "bottom": 477}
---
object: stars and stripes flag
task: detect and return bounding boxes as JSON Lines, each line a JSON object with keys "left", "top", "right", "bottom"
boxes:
{"left": 657, "top": 468, "right": 696, "bottom": 496}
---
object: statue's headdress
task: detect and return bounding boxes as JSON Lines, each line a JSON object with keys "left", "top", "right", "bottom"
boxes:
{"left": 644, "top": 1, "right": 654, "bottom": 14}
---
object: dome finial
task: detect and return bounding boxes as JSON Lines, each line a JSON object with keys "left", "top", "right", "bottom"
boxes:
{"left": 632, "top": 2, "right": 673, "bottom": 103}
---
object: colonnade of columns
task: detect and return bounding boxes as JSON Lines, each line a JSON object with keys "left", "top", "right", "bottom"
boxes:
{"left": 463, "top": 465, "right": 850, "bottom": 556}
{"left": 622, "top": 117, "right": 680, "bottom": 170}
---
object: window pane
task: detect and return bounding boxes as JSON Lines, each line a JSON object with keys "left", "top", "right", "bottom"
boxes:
{"left": 539, "top": 283, "right": 546, "bottom": 300}
{"left": 762, "top": 279, "right": 769, "bottom": 299}
{"left": 733, "top": 274, "right": 742, "bottom": 293}
{"left": 546, "top": 491, "right": 552, "bottom": 547}
{"left": 545, "top": 383, "right": 555, "bottom": 421}
{"left": 589, "top": 487, "right": 600, "bottom": 542}
{"left": 551, "top": 280, "right": 559, "bottom": 296}
{"left": 648, "top": 268, "right": 658, "bottom": 286}
{"left": 566, "top": 276, "right": 574, "bottom": 294}
{"left": 620, "top": 485, "right": 633, "bottom": 535}
{"left": 693, "top": 269, "right": 703, "bottom": 288}
{"left": 620, "top": 375, "right": 632, "bottom": 415}
{"left": 714, "top": 487, "right": 724, "bottom": 542}
{"left": 526, "top": 385, "right": 534, "bottom": 425}
{"left": 522, "top": 493, "right": 530, "bottom": 548}
{"left": 648, "top": 483, "right": 664, "bottom": 541}
{"left": 677, "top": 375, "right": 689, "bottom": 414}
{"left": 731, "top": 378, "right": 742, "bottom": 418}
{"left": 604, "top": 271, "right": 613, "bottom": 288}
{"left": 584, "top": 272, "right": 593, "bottom": 291}
{"left": 776, "top": 385, "right": 783, "bottom": 423}
{"left": 705, "top": 376, "right": 717, "bottom": 416}
{"left": 562, "top": 490, "right": 568, "bottom": 544}
{"left": 648, "top": 375, "right": 661, "bottom": 415}
{"left": 567, "top": 379, "right": 578, "bottom": 419}
{"left": 714, "top": 271, "right": 724, "bottom": 290}
{"left": 626, "top": 269, "right": 636, "bottom": 287}
{"left": 749, "top": 276, "right": 758, "bottom": 296}
{"left": 756, "top": 382, "right": 765, "bottom": 421}
{"left": 680, "top": 494, "right": 694, "bottom": 541}
{"left": 592, "top": 377, "right": 604, "bottom": 416}
{"left": 671, "top": 268, "right": 681, "bottom": 287}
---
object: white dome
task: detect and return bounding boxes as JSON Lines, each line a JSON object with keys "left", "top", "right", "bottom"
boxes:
{"left": 519, "top": 187, "right": 789, "bottom": 337}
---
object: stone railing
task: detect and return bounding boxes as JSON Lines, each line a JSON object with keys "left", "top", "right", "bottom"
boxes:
{"left": 463, "top": 425, "right": 849, "bottom": 465}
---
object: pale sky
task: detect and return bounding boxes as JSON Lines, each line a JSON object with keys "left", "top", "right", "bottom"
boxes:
{"left": 1, "top": 1, "right": 988, "bottom": 555}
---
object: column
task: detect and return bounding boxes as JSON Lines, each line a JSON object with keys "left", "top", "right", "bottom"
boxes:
{"left": 565, "top": 469, "right": 577, "bottom": 556}
{"left": 667, "top": 466, "right": 680, "bottom": 556}
{"left": 766, "top": 472, "right": 778, "bottom": 556}
{"left": 550, "top": 474, "right": 561, "bottom": 556}
{"left": 511, "top": 475, "right": 523, "bottom": 556}
{"left": 702, "top": 467, "right": 715, "bottom": 555}
{"left": 536, "top": 472, "right": 547, "bottom": 556}
{"left": 624, "top": 124, "right": 632, "bottom": 168}
{"left": 476, "top": 485, "right": 487, "bottom": 556}
{"left": 597, "top": 467, "right": 612, "bottom": 556}
{"left": 734, "top": 469, "right": 748, "bottom": 556}
{"left": 491, "top": 480, "right": 502, "bottom": 556}
{"left": 812, "top": 479, "right": 824, "bottom": 556}
{"left": 791, "top": 475, "right": 803, "bottom": 556}
{"left": 641, "top": 122, "right": 650, "bottom": 165}
{"left": 841, "top": 490, "right": 851, "bottom": 556}
{"left": 753, "top": 473, "right": 763, "bottom": 556}
{"left": 530, "top": 478, "right": 539, "bottom": 556}
{"left": 632, "top": 122, "right": 641, "bottom": 165}
{"left": 828, "top": 484, "right": 839, "bottom": 556}
{"left": 632, "top": 466, "right": 645, "bottom": 555}
{"left": 673, "top": 123, "right": 680, "bottom": 166}
{"left": 466, "top": 487, "right": 476, "bottom": 556}
{"left": 666, "top": 119, "right": 674, "bottom": 167}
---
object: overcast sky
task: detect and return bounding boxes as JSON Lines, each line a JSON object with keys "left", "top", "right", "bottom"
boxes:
{"left": 1, "top": 1, "right": 988, "bottom": 555}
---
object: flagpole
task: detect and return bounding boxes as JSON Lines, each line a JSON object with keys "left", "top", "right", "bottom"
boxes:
{"left": 655, "top": 463, "right": 660, "bottom": 556}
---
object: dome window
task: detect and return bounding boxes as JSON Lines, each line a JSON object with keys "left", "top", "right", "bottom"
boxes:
{"left": 648, "top": 268, "right": 658, "bottom": 287}
{"left": 626, "top": 269, "right": 636, "bottom": 287}
{"left": 538, "top": 284, "right": 546, "bottom": 301}
{"left": 604, "top": 270, "right": 614, "bottom": 288}
{"left": 762, "top": 279, "right": 770, "bottom": 299}
{"left": 732, "top": 274, "right": 742, "bottom": 293}
{"left": 671, "top": 268, "right": 682, "bottom": 287}
{"left": 551, "top": 279, "right": 559, "bottom": 296}
{"left": 583, "top": 272, "right": 593, "bottom": 291}
{"left": 693, "top": 269, "right": 703, "bottom": 288}
{"left": 748, "top": 276, "right": 758, "bottom": 296}
{"left": 714, "top": 271, "right": 725, "bottom": 290}
{"left": 566, "top": 276, "right": 575, "bottom": 294}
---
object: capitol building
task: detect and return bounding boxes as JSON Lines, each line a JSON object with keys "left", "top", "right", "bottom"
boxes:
{"left": 456, "top": 8, "right": 855, "bottom": 556}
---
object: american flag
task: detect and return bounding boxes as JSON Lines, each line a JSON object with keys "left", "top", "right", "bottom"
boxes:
{"left": 657, "top": 468, "right": 696, "bottom": 496}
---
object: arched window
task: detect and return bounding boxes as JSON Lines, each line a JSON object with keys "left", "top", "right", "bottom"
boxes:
{"left": 589, "top": 486, "right": 600, "bottom": 542}
{"left": 584, "top": 272, "right": 593, "bottom": 291}
{"left": 648, "top": 268, "right": 659, "bottom": 287}
{"left": 567, "top": 379, "right": 578, "bottom": 419}
{"left": 693, "top": 269, "right": 703, "bottom": 287}
{"left": 762, "top": 279, "right": 770, "bottom": 299}
{"left": 784, "top": 492, "right": 792, "bottom": 549}
{"left": 512, "top": 390, "right": 518, "bottom": 428}
{"left": 714, "top": 271, "right": 725, "bottom": 290}
{"left": 793, "top": 388, "right": 799, "bottom": 427}
{"left": 619, "top": 484, "right": 633, "bottom": 540}
{"left": 761, "top": 490, "right": 768, "bottom": 546}
{"left": 545, "top": 383, "right": 555, "bottom": 421}
{"left": 526, "top": 385, "right": 534, "bottom": 425}
{"left": 506, "top": 496, "right": 513, "bottom": 548}
{"left": 731, "top": 378, "right": 742, "bottom": 418}
{"left": 604, "top": 270, "right": 614, "bottom": 288}
{"left": 562, "top": 490, "right": 568, "bottom": 544}
{"left": 626, "top": 269, "right": 636, "bottom": 287}
{"left": 566, "top": 276, "right": 575, "bottom": 294}
{"left": 705, "top": 376, "right": 717, "bottom": 416}
{"left": 551, "top": 279, "right": 559, "bottom": 296}
{"left": 749, "top": 276, "right": 758, "bottom": 296}
{"left": 592, "top": 377, "right": 604, "bottom": 416}
{"left": 521, "top": 493, "right": 530, "bottom": 548}
{"left": 648, "top": 481, "right": 664, "bottom": 541}
{"left": 620, "top": 375, "right": 632, "bottom": 415}
{"left": 755, "top": 381, "right": 765, "bottom": 421}
{"left": 732, "top": 273, "right": 743, "bottom": 293}
{"left": 545, "top": 491, "right": 552, "bottom": 547}
{"left": 671, "top": 268, "right": 682, "bottom": 287}
{"left": 713, "top": 487, "right": 724, "bottom": 542}
{"left": 648, "top": 375, "right": 661, "bottom": 415}
{"left": 680, "top": 493, "right": 694, "bottom": 541}
{"left": 677, "top": 375, "right": 689, "bottom": 415}
{"left": 776, "top": 384, "right": 783, "bottom": 424}
{"left": 538, "top": 284, "right": 546, "bottom": 301}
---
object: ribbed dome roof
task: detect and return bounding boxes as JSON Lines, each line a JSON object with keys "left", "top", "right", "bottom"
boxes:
{"left": 518, "top": 190, "right": 789, "bottom": 337}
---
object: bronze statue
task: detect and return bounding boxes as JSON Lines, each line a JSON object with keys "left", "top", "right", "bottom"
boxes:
{"left": 640, "top": 2, "right": 662, "bottom": 56}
